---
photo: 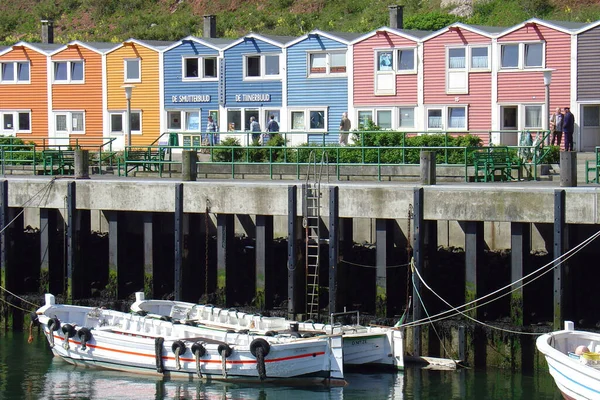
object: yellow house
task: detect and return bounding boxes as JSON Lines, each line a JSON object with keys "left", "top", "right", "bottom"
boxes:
{"left": 105, "top": 39, "right": 172, "bottom": 149}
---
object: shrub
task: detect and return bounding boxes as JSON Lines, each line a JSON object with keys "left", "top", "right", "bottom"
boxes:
{"left": 213, "top": 137, "right": 243, "bottom": 162}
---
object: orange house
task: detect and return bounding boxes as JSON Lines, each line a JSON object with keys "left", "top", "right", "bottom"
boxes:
{"left": 105, "top": 39, "right": 172, "bottom": 149}
{"left": 49, "top": 41, "right": 115, "bottom": 147}
{"left": 0, "top": 42, "right": 60, "bottom": 142}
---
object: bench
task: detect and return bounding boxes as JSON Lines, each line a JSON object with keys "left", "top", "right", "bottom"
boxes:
{"left": 123, "top": 148, "right": 166, "bottom": 176}
{"left": 42, "top": 149, "right": 76, "bottom": 175}
{"left": 585, "top": 147, "right": 600, "bottom": 184}
{"left": 471, "top": 146, "right": 513, "bottom": 182}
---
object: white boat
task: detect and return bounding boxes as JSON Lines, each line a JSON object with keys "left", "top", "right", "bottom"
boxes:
{"left": 536, "top": 321, "right": 600, "bottom": 399}
{"left": 35, "top": 294, "right": 345, "bottom": 385}
{"left": 130, "top": 292, "right": 404, "bottom": 369}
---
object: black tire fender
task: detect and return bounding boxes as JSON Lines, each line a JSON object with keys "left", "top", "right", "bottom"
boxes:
{"left": 191, "top": 342, "right": 206, "bottom": 357}
{"left": 48, "top": 317, "right": 61, "bottom": 332}
{"left": 264, "top": 330, "right": 277, "bottom": 337}
{"left": 218, "top": 344, "right": 233, "bottom": 358}
{"left": 61, "top": 323, "right": 76, "bottom": 338}
{"left": 77, "top": 327, "right": 92, "bottom": 342}
{"left": 250, "top": 338, "right": 271, "bottom": 358}
{"left": 171, "top": 340, "right": 186, "bottom": 355}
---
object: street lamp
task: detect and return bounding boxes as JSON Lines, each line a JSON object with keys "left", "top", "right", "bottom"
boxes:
{"left": 542, "top": 69, "right": 554, "bottom": 140}
{"left": 122, "top": 84, "right": 135, "bottom": 148}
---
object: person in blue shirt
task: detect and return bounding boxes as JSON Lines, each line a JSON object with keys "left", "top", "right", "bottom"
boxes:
{"left": 206, "top": 115, "right": 218, "bottom": 146}
{"left": 250, "top": 116, "right": 261, "bottom": 144}
{"left": 562, "top": 106, "right": 575, "bottom": 152}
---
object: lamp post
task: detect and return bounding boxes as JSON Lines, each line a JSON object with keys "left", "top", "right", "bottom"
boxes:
{"left": 543, "top": 69, "right": 554, "bottom": 142}
{"left": 122, "top": 84, "right": 135, "bottom": 148}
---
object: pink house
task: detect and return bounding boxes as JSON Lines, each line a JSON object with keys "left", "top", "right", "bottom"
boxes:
{"left": 422, "top": 23, "right": 499, "bottom": 144}
{"left": 495, "top": 19, "right": 579, "bottom": 146}
{"left": 351, "top": 27, "right": 424, "bottom": 131}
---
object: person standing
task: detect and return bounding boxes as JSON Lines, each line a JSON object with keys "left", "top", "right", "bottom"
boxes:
{"left": 562, "top": 106, "right": 575, "bottom": 151}
{"left": 264, "top": 114, "right": 279, "bottom": 144}
{"left": 339, "top": 112, "right": 351, "bottom": 146}
{"left": 250, "top": 116, "right": 261, "bottom": 144}
{"left": 206, "top": 115, "right": 218, "bottom": 146}
{"left": 549, "top": 107, "right": 563, "bottom": 147}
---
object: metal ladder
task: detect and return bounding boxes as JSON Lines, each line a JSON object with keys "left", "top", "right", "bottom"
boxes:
{"left": 304, "top": 151, "right": 329, "bottom": 321}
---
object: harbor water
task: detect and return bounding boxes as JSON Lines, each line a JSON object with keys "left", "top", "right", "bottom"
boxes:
{"left": 0, "top": 331, "right": 561, "bottom": 400}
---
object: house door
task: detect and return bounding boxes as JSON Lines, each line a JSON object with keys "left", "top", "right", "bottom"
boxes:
{"left": 500, "top": 106, "right": 518, "bottom": 146}
{"left": 580, "top": 105, "right": 600, "bottom": 152}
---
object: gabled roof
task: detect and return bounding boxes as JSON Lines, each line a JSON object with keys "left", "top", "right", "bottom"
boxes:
{"left": 0, "top": 41, "right": 61, "bottom": 56}
{"left": 350, "top": 26, "right": 425, "bottom": 45}
{"left": 497, "top": 18, "right": 586, "bottom": 37}
{"left": 163, "top": 35, "right": 234, "bottom": 52}
{"left": 575, "top": 19, "right": 600, "bottom": 34}
{"left": 285, "top": 30, "right": 362, "bottom": 47}
{"left": 421, "top": 22, "right": 499, "bottom": 42}
{"left": 105, "top": 38, "right": 175, "bottom": 55}
{"left": 49, "top": 40, "right": 118, "bottom": 56}
{"left": 223, "top": 33, "right": 295, "bottom": 51}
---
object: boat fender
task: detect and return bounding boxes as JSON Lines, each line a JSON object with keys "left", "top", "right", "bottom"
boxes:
{"left": 289, "top": 332, "right": 301, "bottom": 338}
{"left": 302, "top": 333, "right": 315, "bottom": 338}
{"left": 192, "top": 342, "right": 205, "bottom": 378}
{"left": 218, "top": 344, "right": 233, "bottom": 358}
{"left": 250, "top": 339, "right": 270, "bottom": 381}
{"left": 250, "top": 338, "right": 271, "bottom": 358}
{"left": 48, "top": 317, "right": 61, "bottom": 332}
{"left": 264, "top": 331, "right": 277, "bottom": 337}
{"left": 135, "top": 310, "right": 147, "bottom": 316}
{"left": 172, "top": 340, "right": 186, "bottom": 370}
{"left": 61, "top": 324, "right": 76, "bottom": 350}
{"left": 238, "top": 329, "right": 249, "bottom": 335}
{"left": 160, "top": 316, "right": 172, "bottom": 322}
{"left": 155, "top": 337, "right": 165, "bottom": 373}
{"left": 77, "top": 328, "right": 92, "bottom": 350}
{"left": 226, "top": 329, "right": 236, "bottom": 334}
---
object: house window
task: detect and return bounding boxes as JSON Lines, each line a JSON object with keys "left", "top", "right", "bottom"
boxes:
{"left": 55, "top": 112, "right": 85, "bottom": 134}
{"left": 227, "top": 110, "right": 241, "bottom": 131}
{"left": 524, "top": 105, "right": 542, "bottom": 129}
{"left": 245, "top": 54, "right": 280, "bottom": 79}
{"left": 501, "top": 106, "right": 518, "bottom": 130}
{"left": 309, "top": 110, "right": 325, "bottom": 129}
{"left": 168, "top": 111, "right": 182, "bottom": 130}
{"left": 110, "top": 111, "right": 141, "bottom": 133}
{"left": 449, "top": 48, "right": 466, "bottom": 69}
{"left": 185, "top": 111, "right": 200, "bottom": 131}
{"left": 358, "top": 111, "right": 373, "bottom": 129}
{"left": 183, "top": 57, "right": 218, "bottom": 79}
{"left": 524, "top": 43, "right": 543, "bottom": 68}
{"left": 447, "top": 47, "right": 468, "bottom": 94}
{"left": 376, "top": 110, "right": 392, "bottom": 130}
{"left": 428, "top": 109, "right": 443, "bottom": 129}
{"left": 399, "top": 108, "right": 414, "bottom": 128}
{"left": 291, "top": 112, "right": 304, "bottom": 130}
{"left": 290, "top": 109, "right": 327, "bottom": 131}
{"left": 448, "top": 107, "right": 466, "bottom": 129}
{"left": 377, "top": 51, "right": 393, "bottom": 71}
{"left": 1, "top": 62, "right": 30, "bottom": 83}
{"left": 397, "top": 49, "right": 415, "bottom": 71}
{"left": 308, "top": 52, "right": 346, "bottom": 75}
{"left": 470, "top": 47, "right": 489, "bottom": 69}
{"left": 53, "top": 61, "right": 84, "bottom": 83}
{"left": 1, "top": 111, "right": 30, "bottom": 132}
{"left": 500, "top": 43, "right": 544, "bottom": 70}
{"left": 124, "top": 59, "right": 141, "bottom": 82}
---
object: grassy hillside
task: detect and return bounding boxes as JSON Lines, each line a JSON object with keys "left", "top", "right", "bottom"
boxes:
{"left": 1, "top": 0, "right": 600, "bottom": 45}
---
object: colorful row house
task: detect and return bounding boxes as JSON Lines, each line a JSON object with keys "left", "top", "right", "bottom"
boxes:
{"left": 3, "top": 16, "right": 600, "bottom": 151}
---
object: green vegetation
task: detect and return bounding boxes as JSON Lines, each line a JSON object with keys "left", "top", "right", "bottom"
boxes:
{"left": 1, "top": 0, "right": 599, "bottom": 45}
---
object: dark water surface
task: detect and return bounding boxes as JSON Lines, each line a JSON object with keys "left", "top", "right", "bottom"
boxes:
{"left": 0, "top": 331, "right": 561, "bottom": 400}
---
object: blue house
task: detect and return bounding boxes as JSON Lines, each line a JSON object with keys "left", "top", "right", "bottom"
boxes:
{"left": 222, "top": 33, "right": 293, "bottom": 144}
{"left": 285, "top": 30, "right": 360, "bottom": 145}
{"left": 162, "top": 35, "right": 232, "bottom": 146}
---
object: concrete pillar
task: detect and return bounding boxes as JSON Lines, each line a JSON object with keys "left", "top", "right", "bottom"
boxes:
{"left": 74, "top": 149, "right": 89, "bottom": 179}
{"left": 174, "top": 183, "right": 183, "bottom": 300}
{"left": 412, "top": 187, "right": 424, "bottom": 356}
{"left": 181, "top": 151, "right": 197, "bottom": 181}
{"left": 376, "top": 218, "right": 392, "bottom": 317}
{"left": 464, "top": 221, "right": 484, "bottom": 319}
{"left": 0, "top": 180, "right": 10, "bottom": 328}
{"left": 510, "top": 222, "right": 531, "bottom": 326}
{"left": 66, "top": 181, "right": 77, "bottom": 301}
{"left": 329, "top": 186, "right": 339, "bottom": 314}
{"left": 287, "top": 185, "right": 303, "bottom": 319}
{"left": 554, "top": 189, "right": 566, "bottom": 330}
{"left": 107, "top": 211, "right": 126, "bottom": 299}
{"left": 40, "top": 208, "right": 59, "bottom": 293}
{"left": 217, "top": 213, "right": 234, "bottom": 306}
{"left": 256, "top": 215, "right": 274, "bottom": 310}
{"left": 143, "top": 213, "right": 154, "bottom": 297}
{"left": 78, "top": 210, "right": 91, "bottom": 298}
{"left": 420, "top": 151, "right": 436, "bottom": 185}
{"left": 560, "top": 151, "right": 577, "bottom": 187}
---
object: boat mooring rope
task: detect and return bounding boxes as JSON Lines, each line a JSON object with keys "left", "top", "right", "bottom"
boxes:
{"left": 155, "top": 337, "right": 164, "bottom": 373}
{"left": 221, "top": 351, "right": 227, "bottom": 379}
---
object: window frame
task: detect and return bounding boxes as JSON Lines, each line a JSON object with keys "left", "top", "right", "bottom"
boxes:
{"left": 53, "top": 60, "right": 85, "bottom": 84}
{"left": 307, "top": 50, "right": 347, "bottom": 77}
{"left": 0, "top": 110, "right": 31, "bottom": 133}
{"left": 243, "top": 53, "right": 281, "bottom": 80}
{"left": 356, "top": 107, "right": 417, "bottom": 131}
{"left": 446, "top": 46, "right": 468, "bottom": 95}
{"left": 425, "top": 105, "right": 468, "bottom": 131}
{"left": 396, "top": 48, "right": 416, "bottom": 74}
{"left": 288, "top": 107, "right": 328, "bottom": 132}
{"left": 54, "top": 111, "right": 85, "bottom": 134}
{"left": 469, "top": 46, "right": 490, "bottom": 71}
{"left": 499, "top": 42, "right": 546, "bottom": 71}
{"left": 0, "top": 61, "right": 30, "bottom": 84}
{"left": 124, "top": 58, "right": 141, "bottom": 83}
{"left": 182, "top": 56, "right": 218, "bottom": 81}
{"left": 109, "top": 110, "right": 142, "bottom": 134}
